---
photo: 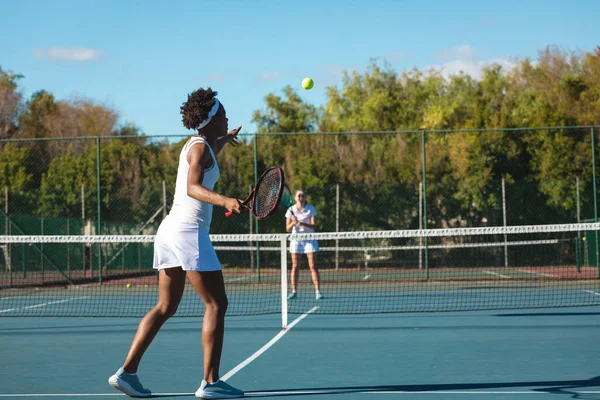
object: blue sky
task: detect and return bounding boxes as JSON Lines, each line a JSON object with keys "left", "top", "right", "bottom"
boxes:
{"left": 1, "top": 0, "right": 598, "bottom": 137}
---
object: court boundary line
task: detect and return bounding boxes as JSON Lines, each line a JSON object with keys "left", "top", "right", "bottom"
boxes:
{"left": 2, "top": 389, "right": 600, "bottom": 397}
{"left": 483, "top": 271, "right": 511, "bottom": 279}
{"left": 0, "top": 296, "right": 90, "bottom": 314}
{"left": 221, "top": 305, "right": 319, "bottom": 381}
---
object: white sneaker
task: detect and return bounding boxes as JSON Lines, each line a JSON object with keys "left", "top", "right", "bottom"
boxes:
{"left": 195, "top": 379, "right": 244, "bottom": 399}
{"left": 108, "top": 367, "right": 152, "bottom": 397}
{"left": 316, "top": 291, "right": 324, "bottom": 300}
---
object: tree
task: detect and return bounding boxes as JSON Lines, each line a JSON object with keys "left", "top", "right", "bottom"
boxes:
{"left": 0, "top": 67, "right": 24, "bottom": 138}
{"left": 252, "top": 85, "right": 318, "bottom": 133}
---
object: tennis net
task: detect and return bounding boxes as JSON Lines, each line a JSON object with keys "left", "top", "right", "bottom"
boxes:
{"left": 1, "top": 223, "right": 599, "bottom": 324}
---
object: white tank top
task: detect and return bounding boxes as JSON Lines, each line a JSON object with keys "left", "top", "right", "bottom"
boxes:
{"left": 168, "top": 136, "right": 220, "bottom": 232}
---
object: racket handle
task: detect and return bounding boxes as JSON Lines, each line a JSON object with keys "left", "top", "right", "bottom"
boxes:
{"left": 225, "top": 211, "right": 233, "bottom": 217}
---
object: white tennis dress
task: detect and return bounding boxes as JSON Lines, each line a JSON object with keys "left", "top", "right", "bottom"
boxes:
{"left": 285, "top": 204, "right": 320, "bottom": 254}
{"left": 153, "top": 136, "right": 222, "bottom": 271}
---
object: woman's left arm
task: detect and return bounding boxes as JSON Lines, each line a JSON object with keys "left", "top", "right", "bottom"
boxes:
{"left": 214, "top": 126, "right": 241, "bottom": 155}
{"left": 300, "top": 216, "right": 317, "bottom": 230}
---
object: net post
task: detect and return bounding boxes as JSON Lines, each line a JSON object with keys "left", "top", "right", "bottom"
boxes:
{"left": 280, "top": 234, "right": 288, "bottom": 329}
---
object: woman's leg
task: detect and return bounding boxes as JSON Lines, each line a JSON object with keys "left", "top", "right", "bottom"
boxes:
{"left": 186, "top": 270, "right": 228, "bottom": 383}
{"left": 307, "top": 252, "right": 320, "bottom": 292}
{"left": 290, "top": 253, "right": 301, "bottom": 292}
{"left": 122, "top": 267, "right": 186, "bottom": 373}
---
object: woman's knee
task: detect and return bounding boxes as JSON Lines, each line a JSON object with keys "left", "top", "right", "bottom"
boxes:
{"left": 204, "top": 296, "right": 228, "bottom": 315}
{"left": 155, "top": 301, "right": 179, "bottom": 319}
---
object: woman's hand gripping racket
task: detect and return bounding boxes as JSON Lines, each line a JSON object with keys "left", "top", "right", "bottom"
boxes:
{"left": 225, "top": 166, "right": 285, "bottom": 220}
{"left": 281, "top": 184, "right": 298, "bottom": 218}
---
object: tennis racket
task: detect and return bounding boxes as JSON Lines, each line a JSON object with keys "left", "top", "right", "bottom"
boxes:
{"left": 225, "top": 166, "right": 285, "bottom": 220}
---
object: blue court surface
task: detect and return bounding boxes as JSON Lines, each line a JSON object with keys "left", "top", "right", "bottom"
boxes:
{"left": 1, "top": 305, "right": 600, "bottom": 400}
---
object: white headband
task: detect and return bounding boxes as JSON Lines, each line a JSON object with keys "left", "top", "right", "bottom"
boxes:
{"left": 197, "top": 98, "right": 220, "bottom": 130}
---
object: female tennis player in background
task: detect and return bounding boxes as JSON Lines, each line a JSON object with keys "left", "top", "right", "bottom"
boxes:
{"left": 285, "top": 189, "right": 323, "bottom": 300}
{"left": 108, "top": 88, "right": 245, "bottom": 399}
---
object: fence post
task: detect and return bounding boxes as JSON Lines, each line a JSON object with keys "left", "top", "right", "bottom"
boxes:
{"left": 4, "top": 185, "right": 10, "bottom": 275}
{"left": 41, "top": 217, "right": 44, "bottom": 283}
{"left": 81, "top": 183, "right": 86, "bottom": 275}
{"left": 576, "top": 177, "right": 581, "bottom": 272}
{"left": 335, "top": 183, "right": 339, "bottom": 270}
{"left": 502, "top": 177, "right": 508, "bottom": 267}
{"left": 249, "top": 184, "right": 255, "bottom": 272}
{"left": 253, "top": 133, "right": 260, "bottom": 281}
{"left": 421, "top": 131, "right": 429, "bottom": 279}
{"left": 419, "top": 182, "right": 423, "bottom": 270}
{"left": 162, "top": 180, "right": 167, "bottom": 219}
{"left": 96, "top": 137, "right": 102, "bottom": 284}
{"left": 591, "top": 126, "right": 599, "bottom": 278}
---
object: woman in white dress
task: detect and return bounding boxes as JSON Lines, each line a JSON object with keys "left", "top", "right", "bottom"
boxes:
{"left": 285, "top": 189, "right": 323, "bottom": 300}
{"left": 109, "top": 88, "right": 244, "bottom": 399}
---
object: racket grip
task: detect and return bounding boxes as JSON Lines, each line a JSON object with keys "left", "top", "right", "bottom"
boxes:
{"left": 225, "top": 211, "right": 233, "bottom": 217}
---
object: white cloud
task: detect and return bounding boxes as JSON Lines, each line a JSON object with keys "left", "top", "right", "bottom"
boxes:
{"left": 33, "top": 47, "right": 105, "bottom": 62}
{"left": 429, "top": 45, "right": 515, "bottom": 80}
{"left": 433, "top": 45, "right": 477, "bottom": 61}
{"left": 257, "top": 72, "right": 282, "bottom": 82}
{"left": 434, "top": 58, "right": 516, "bottom": 80}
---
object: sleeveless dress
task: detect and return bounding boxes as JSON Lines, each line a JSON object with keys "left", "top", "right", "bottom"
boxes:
{"left": 153, "top": 137, "right": 222, "bottom": 271}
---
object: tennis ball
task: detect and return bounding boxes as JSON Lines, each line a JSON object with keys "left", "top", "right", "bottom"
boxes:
{"left": 302, "top": 77, "right": 314, "bottom": 90}
{"left": 126, "top": 283, "right": 131, "bottom": 288}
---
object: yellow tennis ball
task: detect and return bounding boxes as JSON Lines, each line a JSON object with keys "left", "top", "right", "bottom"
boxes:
{"left": 126, "top": 283, "right": 131, "bottom": 288}
{"left": 302, "top": 77, "right": 314, "bottom": 90}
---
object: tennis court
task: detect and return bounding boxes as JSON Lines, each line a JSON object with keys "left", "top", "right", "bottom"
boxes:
{"left": 1, "top": 225, "right": 600, "bottom": 399}
{"left": 1, "top": 307, "right": 599, "bottom": 399}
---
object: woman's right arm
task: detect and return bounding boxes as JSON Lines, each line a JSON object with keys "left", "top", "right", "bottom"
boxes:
{"left": 286, "top": 218, "right": 296, "bottom": 232}
{"left": 187, "top": 143, "right": 241, "bottom": 213}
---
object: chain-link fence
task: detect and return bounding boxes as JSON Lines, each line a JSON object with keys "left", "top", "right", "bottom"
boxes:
{"left": 1, "top": 127, "right": 599, "bottom": 276}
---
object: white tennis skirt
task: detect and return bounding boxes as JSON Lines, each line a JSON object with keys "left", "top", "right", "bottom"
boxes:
{"left": 289, "top": 240, "right": 320, "bottom": 254}
{"left": 153, "top": 216, "right": 221, "bottom": 271}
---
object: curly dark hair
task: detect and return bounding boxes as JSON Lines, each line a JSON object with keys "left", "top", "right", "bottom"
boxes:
{"left": 180, "top": 88, "right": 219, "bottom": 130}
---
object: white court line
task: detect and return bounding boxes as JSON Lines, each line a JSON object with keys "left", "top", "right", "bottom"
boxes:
{"left": 362, "top": 391, "right": 600, "bottom": 395}
{"left": 516, "top": 269, "right": 556, "bottom": 278}
{"left": 3, "top": 390, "right": 600, "bottom": 397}
{"left": 0, "top": 296, "right": 90, "bottom": 314}
{"left": 0, "top": 395, "right": 131, "bottom": 397}
{"left": 0, "top": 306, "right": 320, "bottom": 398}
{"left": 220, "top": 306, "right": 319, "bottom": 381}
{"left": 584, "top": 290, "right": 600, "bottom": 296}
{"left": 226, "top": 277, "right": 252, "bottom": 283}
{"left": 483, "top": 271, "right": 511, "bottom": 279}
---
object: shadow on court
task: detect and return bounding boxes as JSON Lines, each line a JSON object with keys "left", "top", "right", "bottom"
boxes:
{"left": 244, "top": 376, "right": 600, "bottom": 398}
{"left": 495, "top": 312, "right": 600, "bottom": 317}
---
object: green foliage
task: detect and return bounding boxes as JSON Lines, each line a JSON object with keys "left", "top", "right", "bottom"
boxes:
{"left": 0, "top": 144, "right": 32, "bottom": 189}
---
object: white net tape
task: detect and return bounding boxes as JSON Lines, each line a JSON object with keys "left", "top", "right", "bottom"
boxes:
{"left": 0, "top": 223, "right": 598, "bottom": 244}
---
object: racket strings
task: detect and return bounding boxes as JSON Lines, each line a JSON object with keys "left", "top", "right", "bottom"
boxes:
{"left": 255, "top": 169, "right": 283, "bottom": 219}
